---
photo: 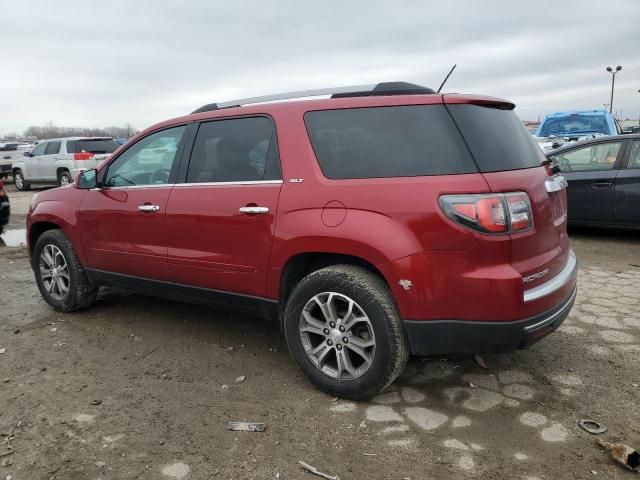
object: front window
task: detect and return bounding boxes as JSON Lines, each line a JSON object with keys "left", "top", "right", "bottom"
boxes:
{"left": 553, "top": 141, "right": 622, "bottom": 172}
{"left": 105, "top": 126, "right": 186, "bottom": 187}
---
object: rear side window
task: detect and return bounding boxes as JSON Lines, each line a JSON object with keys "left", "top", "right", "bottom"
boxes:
{"left": 304, "top": 105, "right": 477, "bottom": 179}
{"left": 45, "top": 141, "right": 61, "bottom": 154}
{"left": 187, "top": 116, "right": 280, "bottom": 183}
{"left": 447, "top": 105, "right": 545, "bottom": 172}
{"left": 66, "top": 139, "right": 118, "bottom": 154}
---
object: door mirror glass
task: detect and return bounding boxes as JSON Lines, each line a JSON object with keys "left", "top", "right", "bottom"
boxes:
{"left": 77, "top": 169, "right": 97, "bottom": 189}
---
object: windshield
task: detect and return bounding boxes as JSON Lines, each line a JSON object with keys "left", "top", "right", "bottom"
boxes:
{"left": 66, "top": 139, "right": 119, "bottom": 154}
{"left": 538, "top": 115, "right": 608, "bottom": 137}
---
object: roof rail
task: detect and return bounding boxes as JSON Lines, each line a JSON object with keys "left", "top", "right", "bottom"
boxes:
{"left": 190, "top": 81, "right": 435, "bottom": 114}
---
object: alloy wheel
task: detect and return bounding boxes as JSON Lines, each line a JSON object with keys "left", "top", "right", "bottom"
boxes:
{"left": 15, "top": 173, "right": 23, "bottom": 189}
{"left": 299, "top": 292, "right": 376, "bottom": 381}
{"left": 39, "top": 244, "right": 70, "bottom": 300}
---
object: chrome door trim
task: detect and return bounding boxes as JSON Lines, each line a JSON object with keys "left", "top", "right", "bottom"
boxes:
{"left": 173, "top": 180, "right": 283, "bottom": 187}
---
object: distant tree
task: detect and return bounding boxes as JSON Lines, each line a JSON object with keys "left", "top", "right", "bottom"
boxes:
{"left": 21, "top": 123, "right": 138, "bottom": 140}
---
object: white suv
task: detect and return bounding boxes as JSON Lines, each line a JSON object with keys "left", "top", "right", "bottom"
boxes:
{"left": 12, "top": 137, "right": 119, "bottom": 190}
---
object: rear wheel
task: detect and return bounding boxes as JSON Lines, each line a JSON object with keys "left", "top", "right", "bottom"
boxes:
{"left": 14, "top": 170, "right": 30, "bottom": 191}
{"left": 284, "top": 265, "right": 409, "bottom": 400}
{"left": 33, "top": 230, "right": 98, "bottom": 311}
{"left": 58, "top": 170, "right": 73, "bottom": 187}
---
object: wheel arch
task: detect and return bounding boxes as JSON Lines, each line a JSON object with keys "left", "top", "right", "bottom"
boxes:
{"left": 29, "top": 221, "right": 61, "bottom": 255}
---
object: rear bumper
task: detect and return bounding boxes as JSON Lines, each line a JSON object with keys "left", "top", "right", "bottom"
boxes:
{"left": 405, "top": 286, "right": 577, "bottom": 355}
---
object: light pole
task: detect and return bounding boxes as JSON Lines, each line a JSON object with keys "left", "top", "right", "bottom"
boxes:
{"left": 606, "top": 65, "right": 622, "bottom": 114}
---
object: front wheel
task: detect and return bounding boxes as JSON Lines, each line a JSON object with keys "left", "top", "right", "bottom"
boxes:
{"left": 14, "top": 170, "right": 30, "bottom": 191}
{"left": 284, "top": 265, "right": 409, "bottom": 400}
{"left": 33, "top": 230, "right": 98, "bottom": 311}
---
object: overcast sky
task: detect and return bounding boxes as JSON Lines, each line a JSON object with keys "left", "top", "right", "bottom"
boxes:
{"left": 2, "top": 0, "right": 639, "bottom": 134}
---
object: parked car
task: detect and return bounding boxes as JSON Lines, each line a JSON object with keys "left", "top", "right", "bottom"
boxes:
{"left": 0, "top": 142, "right": 19, "bottom": 151}
{"left": 26, "top": 82, "right": 577, "bottom": 399}
{"left": 12, "top": 137, "right": 119, "bottom": 190}
{"left": 534, "top": 110, "right": 622, "bottom": 152}
{"left": 546, "top": 133, "right": 640, "bottom": 229}
{"left": 0, "top": 179, "right": 9, "bottom": 234}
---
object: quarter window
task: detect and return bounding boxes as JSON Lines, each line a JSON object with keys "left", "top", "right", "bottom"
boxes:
{"left": 105, "top": 126, "right": 186, "bottom": 187}
{"left": 186, "top": 117, "right": 280, "bottom": 183}
{"left": 554, "top": 142, "right": 622, "bottom": 172}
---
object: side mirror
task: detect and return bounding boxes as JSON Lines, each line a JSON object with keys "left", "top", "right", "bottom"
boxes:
{"left": 77, "top": 169, "right": 98, "bottom": 189}
{"left": 23, "top": 151, "right": 32, "bottom": 157}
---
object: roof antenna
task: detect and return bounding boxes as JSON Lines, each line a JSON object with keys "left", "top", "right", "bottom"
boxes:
{"left": 437, "top": 64, "right": 457, "bottom": 93}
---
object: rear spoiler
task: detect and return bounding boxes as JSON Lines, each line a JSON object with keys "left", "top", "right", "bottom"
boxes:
{"left": 443, "top": 94, "right": 515, "bottom": 110}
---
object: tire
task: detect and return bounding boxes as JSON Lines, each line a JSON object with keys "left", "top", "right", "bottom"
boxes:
{"left": 284, "top": 265, "right": 409, "bottom": 400}
{"left": 58, "top": 170, "right": 73, "bottom": 187}
{"left": 14, "top": 169, "right": 30, "bottom": 191}
{"left": 33, "top": 230, "right": 98, "bottom": 312}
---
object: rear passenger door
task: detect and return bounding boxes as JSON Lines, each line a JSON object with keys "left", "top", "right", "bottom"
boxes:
{"left": 41, "top": 141, "right": 61, "bottom": 181}
{"left": 553, "top": 140, "right": 624, "bottom": 224}
{"left": 166, "top": 116, "right": 282, "bottom": 300}
{"left": 614, "top": 140, "right": 640, "bottom": 226}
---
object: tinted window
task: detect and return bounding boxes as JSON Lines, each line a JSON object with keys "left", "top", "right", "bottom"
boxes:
{"left": 45, "top": 141, "right": 61, "bottom": 154}
{"left": 67, "top": 139, "right": 118, "bottom": 154}
{"left": 305, "top": 105, "right": 476, "bottom": 179}
{"left": 553, "top": 142, "right": 621, "bottom": 172}
{"left": 105, "top": 126, "right": 185, "bottom": 187}
{"left": 187, "top": 117, "right": 279, "bottom": 182}
{"left": 31, "top": 143, "right": 47, "bottom": 156}
{"left": 628, "top": 141, "right": 640, "bottom": 169}
{"left": 448, "top": 104, "right": 545, "bottom": 172}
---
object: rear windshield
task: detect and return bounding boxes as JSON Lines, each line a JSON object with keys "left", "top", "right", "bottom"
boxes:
{"left": 66, "top": 139, "right": 118, "bottom": 154}
{"left": 447, "top": 104, "right": 544, "bottom": 172}
{"left": 304, "top": 105, "right": 477, "bottom": 179}
{"left": 538, "top": 114, "right": 609, "bottom": 137}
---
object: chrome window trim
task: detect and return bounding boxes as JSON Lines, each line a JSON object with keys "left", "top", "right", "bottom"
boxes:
{"left": 523, "top": 250, "right": 577, "bottom": 303}
{"left": 173, "top": 180, "right": 283, "bottom": 187}
{"left": 90, "top": 183, "right": 176, "bottom": 191}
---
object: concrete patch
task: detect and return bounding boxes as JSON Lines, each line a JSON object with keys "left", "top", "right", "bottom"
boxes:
{"left": 443, "top": 438, "right": 468, "bottom": 450}
{"left": 162, "top": 462, "right": 190, "bottom": 479}
{"left": 404, "top": 407, "right": 448, "bottom": 431}
{"left": 400, "top": 387, "right": 426, "bottom": 403}
{"left": 366, "top": 405, "right": 403, "bottom": 422}
{"left": 551, "top": 374, "right": 583, "bottom": 386}
{"left": 371, "top": 391, "right": 401, "bottom": 404}
{"left": 540, "top": 422, "right": 568, "bottom": 442}
{"left": 74, "top": 414, "right": 95, "bottom": 423}
{"left": 503, "top": 384, "right": 534, "bottom": 400}
{"left": 462, "top": 388, "right": 504, "bottom": 412}
{"left": 329, "top": 402, "right": 357, "bottom": 413}
{"left": 600, "top": 330, "right": 635, "bottom": 343}
{"left": 519, "top": 412, "right": 547, "bottom": 427}
{"left": 457, "top": 455, "right": 475, "bottom": 470}
{"left": 452, "top": 415, "right": 471, "bottom": 428}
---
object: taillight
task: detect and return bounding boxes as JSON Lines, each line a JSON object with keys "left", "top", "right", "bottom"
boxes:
{"left": 74, "top": 152, "right": 95, "bottom": 160}
{"left": 0, "top": 180, "right": 5, "bottom": 197}
{"left": 439, "top": 192, "right": 533, "bottom": 234}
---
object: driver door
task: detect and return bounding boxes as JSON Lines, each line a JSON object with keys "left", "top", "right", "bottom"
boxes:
{"left": 77, "top": 125, "right": 187, "bottom": 281}
{"left": 553, "top": 140, "right": 623, "bottom": 223}
{"left": 25, "top": 142, "right": 48, "bottom": 179}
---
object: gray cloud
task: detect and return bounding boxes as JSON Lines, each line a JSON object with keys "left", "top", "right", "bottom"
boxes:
{"left": 2, "top": 0, "right": 639, "bottom": 134}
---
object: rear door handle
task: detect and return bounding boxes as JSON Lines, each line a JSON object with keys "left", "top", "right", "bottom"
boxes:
{"left": 138, "top": 204, "right": 160, "bottom": 212}
{"left": 239, "top": 206, "right": 269, "bottom": 214}
{"left": 590, "top": 181, "right": 612, "bottom": 189}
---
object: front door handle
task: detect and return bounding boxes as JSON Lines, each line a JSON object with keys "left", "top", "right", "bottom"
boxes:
{"left": 138, "top": 204, "right": 160, "bottom": 212}
{"left": 239, "top": 206, "right": 269, "bottom": 214}
{"left": 590, "top": 181, "right": 612, "bottom": 189}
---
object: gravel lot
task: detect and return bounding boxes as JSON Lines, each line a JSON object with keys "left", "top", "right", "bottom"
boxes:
{"left": 1, "top": 181, "right": 639, "bottom": 480}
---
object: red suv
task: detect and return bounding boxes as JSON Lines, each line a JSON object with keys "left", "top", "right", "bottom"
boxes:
{"left": 27, "top": 82, "right": 577, "bottom": 399}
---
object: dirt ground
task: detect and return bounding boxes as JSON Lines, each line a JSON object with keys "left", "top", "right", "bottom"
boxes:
{"left": 1, "top": 182, "right": 639, "bottom": 480}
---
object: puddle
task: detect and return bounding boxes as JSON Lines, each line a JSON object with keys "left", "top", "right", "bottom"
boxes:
{"left": 0, "top": 228, "right": 27, "bottom": 247}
